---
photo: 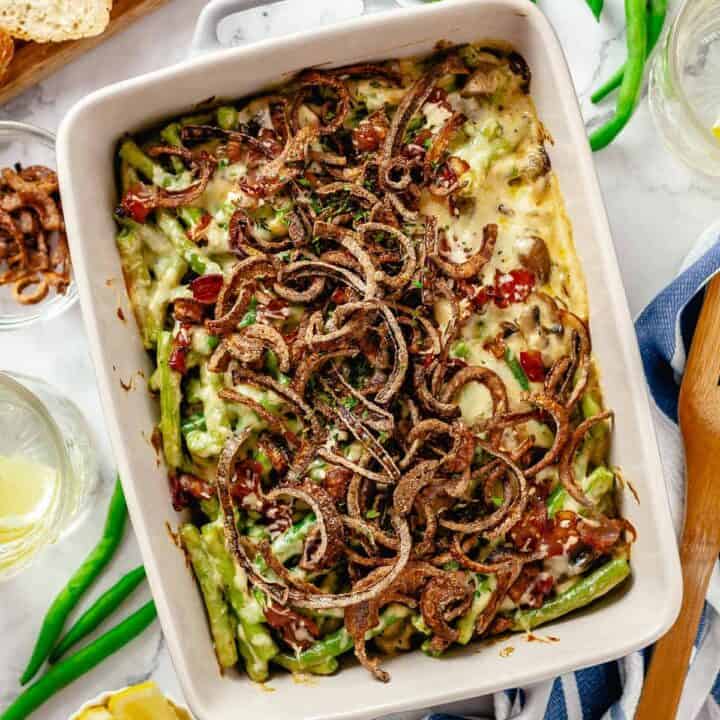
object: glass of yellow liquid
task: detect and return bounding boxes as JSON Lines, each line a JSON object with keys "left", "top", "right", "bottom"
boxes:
{"left": 0, "top": 372, "right": 98, "bottom": 579}
{"left": 649, "top": 0, "right": 720, "bottom": 175}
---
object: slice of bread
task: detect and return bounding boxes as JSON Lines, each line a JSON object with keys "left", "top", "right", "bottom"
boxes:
{"left": 0, "top": 29, "right": 13, "bottom": 79}
{"left": 0, "top": 0, "right": 112, "bottom": 43}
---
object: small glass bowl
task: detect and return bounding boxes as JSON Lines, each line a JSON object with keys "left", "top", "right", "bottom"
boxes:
{"left": 0, "top": 120, "right": 78, "bottom": 331}
{"left": 0, "top": 372, "right": 98, "bottom": 580}
{"left": 649, "top": 0, "right": 720, "bottom": 176}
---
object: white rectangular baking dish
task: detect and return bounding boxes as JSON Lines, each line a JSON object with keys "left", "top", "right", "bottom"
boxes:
{"left": 57, "top": 2, "right": 682, "bottom": 718}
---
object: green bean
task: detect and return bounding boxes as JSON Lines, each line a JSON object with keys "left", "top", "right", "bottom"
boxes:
{"left": 272, "top": 655, "right": 339, "bottom": 675}
{"left": 118, "top": 139, "right": 159, "bottom": 184}
{"left": 119, "top": 159, "right": 140, "bottom": 194}
{"left": 591, "top": 0, "right": 667, "bottom": 104}
{"left": 178, "top": 206, "right": 207, "bottom": 230}
{"left": 589, "top": 0, "right": 648, "bottom": 151}
{"left": 160, "top": 122, "right": 183, "bottom": 147}
{"left": 421, "top": 637, "right": 444, "bottom": 657}
{"left": 49, "top": 566, "right": 147, "bottom": 663}
{"left": 2, "top": 602, "right": 157, "bottom": 720}
{"left": 181, "top": 413, "right": 207, "bottom": 435}
{"left": 511, "top": 556, "right": 630, "bottom": 631}
{"left": 157, "top": 331, "right": 184, "bottom": 470}
{"left": 238, "top": 296, "right": 258, "bottom": 329}
{"left": 201, "top": 523, "right": 278, "bottom": 682}
{"left": 20, "top": 478, "right": 128, "bottom": 685}
{"left": 504, "top": 348, "right": 529, "bottom": 391}
{"left": 200, "top": 497, "right": 220, "bottom": 522}
{"left": 178, "top": 111, "right": 214, "bottom": 127}
{"left": 273, "top": 604, "right": 411, "bottom": 671}
{"left": 546, "top": 465, "right": 615, "bottom": 518}
{"left": 118, "top": 139, "right": 187, "bottom": 190}
{"left": 546, "top": 484, "right": 566, "bottom": 518}
{"left": 184, "top": 365, "right": 232, "bottom": 460}
{"left": 148, "top": 254, "right": 187, "bottom": 341}
{"left": 457, "top": 575, "right": 494, "bottom": 644}
{"left": 217, "top": 106, "right": 239, "bottom": 130}
{"left": 272, "top": 514, "right": 316, "bottom": 563}
{"left": 156, "top": 210, "right": 221, "bottom": 275}
{"left": 116, "top": 227, "right": 156, "bottom": 348}
{"left": 159, "top": 123, "right": 186, "bottom": 173}
{"left": 180, "top": 525, "right": 239, "bottom": 669}
{"left": 265, "top": 349, "right": 280, "bottom": 379}
{"left": 585, "top": 0, "right": 603, "bottom": 21}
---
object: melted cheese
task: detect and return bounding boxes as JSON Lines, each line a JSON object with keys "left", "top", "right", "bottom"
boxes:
{"left": 422, "top": 101, "right": 452, "bottom": 133}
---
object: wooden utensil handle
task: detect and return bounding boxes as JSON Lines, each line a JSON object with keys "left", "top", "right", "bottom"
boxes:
{"left": 636, "top": 516, "right": 717, "bottom": 719}
{"left": 636, "top": 274, "right": 720, "bottom": 720}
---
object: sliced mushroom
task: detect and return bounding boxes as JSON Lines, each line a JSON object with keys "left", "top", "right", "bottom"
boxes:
{"left": 516, "top": 235, "right": 551, "bottom": 284}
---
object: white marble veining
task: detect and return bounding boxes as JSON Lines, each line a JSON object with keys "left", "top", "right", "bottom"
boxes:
{"left": 0, "top": 0, "right": 714, "bottom": 717}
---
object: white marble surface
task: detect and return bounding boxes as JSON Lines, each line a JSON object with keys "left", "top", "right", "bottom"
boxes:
{"left": 0, "top": 0, "right": 716, "bottom": 717}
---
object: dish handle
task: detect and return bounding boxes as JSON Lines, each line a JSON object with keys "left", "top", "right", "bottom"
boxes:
{"left": 191, "top": 0, "right": 412, "bottom": 56}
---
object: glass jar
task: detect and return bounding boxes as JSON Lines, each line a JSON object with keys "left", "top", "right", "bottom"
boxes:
{"left": 0, "top": 121, "right": 78, "bottom": 330}
{"left": 0, "top": 372, "right": 98, "bottom": 580}
{"left": 649, "top": 0, "right": 720, "bottom": 176}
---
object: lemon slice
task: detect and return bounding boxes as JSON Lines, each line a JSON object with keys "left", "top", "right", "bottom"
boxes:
{"left": 0, "top": 455, "right": 58, "bottom": 542}
{"left": 106, "top": 682, "right": 180, "bottom": 720}
{"left": 713, "top": 112, "right": 720, "bottom": 141}
{"left": 77, "top": 708, "right": 114, "bottom": 720}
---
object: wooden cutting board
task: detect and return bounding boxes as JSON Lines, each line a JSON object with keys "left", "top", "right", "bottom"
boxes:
{"left": 0, "top": 0, "right": 170, "bottom": 106}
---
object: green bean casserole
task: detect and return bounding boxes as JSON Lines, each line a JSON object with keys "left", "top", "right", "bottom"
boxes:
{"left": 114, "top": 42, "right": 634, "bottom": 683}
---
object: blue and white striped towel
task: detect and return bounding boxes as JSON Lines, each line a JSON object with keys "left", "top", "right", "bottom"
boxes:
{"left": 425, "top": 226, "right": 720, "bottom": 720}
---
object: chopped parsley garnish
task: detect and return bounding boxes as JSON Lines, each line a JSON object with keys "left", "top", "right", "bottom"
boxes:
{"left": 238, "top": 296, "right": 258, "bottom": 329}
{"left": 365, "top": 509, "right": 380, "bottom": 520}
{"left": 341, "top": 395, "right": 359, "bottom": 410}
{"left": 504, "top": 347, "right": 530, "bottom": 390}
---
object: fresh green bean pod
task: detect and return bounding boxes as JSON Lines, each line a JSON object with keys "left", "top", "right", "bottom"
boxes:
{"left": 20, "top": 478, "right": 128, "bottom": 685}
{"left": 585, "top": 0, "right": 603, "bottom": 21}
{"left": 591, "top": 0, "right": 667, "bottom": 104}
{"left": 3, "top": 602, "right": 157, "bottom": 720}
{"left": 49, "top": 566, "right": 147, "bottom": 663}
{"left": 590, "top": 0, "right": 648, "bottom": 151}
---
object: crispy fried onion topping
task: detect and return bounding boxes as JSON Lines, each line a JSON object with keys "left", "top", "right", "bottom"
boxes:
{"left": 158, "top": 51, "right": 624, "bottom": 683}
